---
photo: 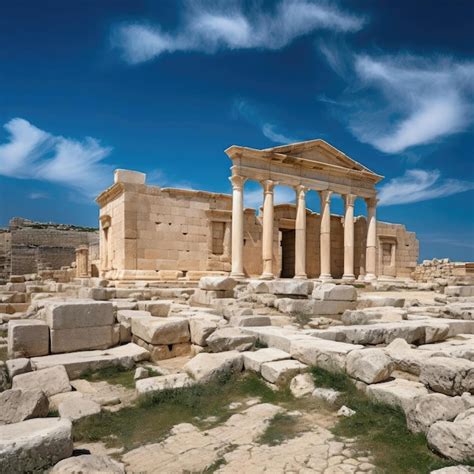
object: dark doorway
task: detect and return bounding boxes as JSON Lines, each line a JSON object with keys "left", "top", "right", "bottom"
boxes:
{"left": 280, "top": 229, "right": 295, "bottom": 278}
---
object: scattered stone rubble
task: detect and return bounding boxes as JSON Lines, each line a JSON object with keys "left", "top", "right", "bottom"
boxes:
{"left": 1, "top": 271, "right": 474, "bottom": 471}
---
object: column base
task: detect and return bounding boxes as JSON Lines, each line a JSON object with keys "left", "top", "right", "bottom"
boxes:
{"left": 293, "top": 274, "right": 307, "bottom": 280}
{"left": 364, "top": 273, "right": 377, "bottom": 282}
{"left": 342, "top": 274, "right": 355, "bottom": 282}
{"left": 230, "top": 272, "right": 246, "bottom": 279}
{"left": 259, "top": 273, "right": 274, "bottom": 280}
{"left": 319, "top": 274, "right": 333, "bottom": 281}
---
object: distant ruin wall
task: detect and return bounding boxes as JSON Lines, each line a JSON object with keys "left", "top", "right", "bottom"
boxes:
{"left": 412, "top": 258, "right": 474, "bottom": 282}
{"left": 2, "top": 217, "right": 98, "bottom": 277}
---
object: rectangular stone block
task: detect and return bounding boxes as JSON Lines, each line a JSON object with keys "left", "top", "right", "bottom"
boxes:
{"left": 44, "top": 300, "right": 114, "bottom": 329}
{"left": 131, "top": 317, "right": 190, "bottom": 345}
{"left": 50, "top": 326, "right": 114, "bottom": 353}
{"left": 137, "top": 300, "right": 172, "bottom": 317}
{"left": 8, "top": 320, "right": 49, "bottom": 358}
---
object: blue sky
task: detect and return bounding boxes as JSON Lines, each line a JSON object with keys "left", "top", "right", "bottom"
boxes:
{"left": 0, "top": 0, "right": 473, "bottom": 261}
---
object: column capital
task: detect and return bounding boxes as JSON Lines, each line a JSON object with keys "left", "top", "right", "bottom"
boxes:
{"left": 229, "top": 175, "right": 246, "bottom": 190}
{"left": 344, "top": 194, "right": 357, "bottom": 207}
{"left": 294, "top": 184, "right": 307, "bottom": 198}
{"left": 260, "top": 179, "right": 276, "bottom": 194}
{"left": 365, "top": 197, "right": 379, "bottom": 208}
{"left": 319, "top": 189, "right": 333, "bottom": 203}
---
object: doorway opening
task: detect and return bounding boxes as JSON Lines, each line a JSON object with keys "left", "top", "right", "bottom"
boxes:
{"left": 280, "top": 229, "right": 295, "bottom": 278}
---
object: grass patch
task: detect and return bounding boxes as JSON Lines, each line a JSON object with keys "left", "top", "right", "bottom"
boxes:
{"left": 0, "top": 329, "right": 7, "bottom": 338}
{"left": 0, "top": 345, "right": 7, "bottom": 362}
{"left": 311, "top": 367, "right": 463, "bottom": 474}
{"left": 80, "top": 366, "right": 135, "bottom": 389}
{"left": 47, "top": 409, "right": 59, "bottom": 417}
{"left": 292, "top": 312, "right": 312, "bottom": 327}
{"left": 257, "top": 413, "right": 300, "bottom": 446}
{"left": 254, "top": 340, "right": 268, "bottom": 349}
{"left": 73, "top": 372, "right": 289, "bottom": 452}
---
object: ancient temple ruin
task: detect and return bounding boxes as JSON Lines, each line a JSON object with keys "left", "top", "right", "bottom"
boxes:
{"left": 96, "top": 140, "right": 419, "bottom": 281}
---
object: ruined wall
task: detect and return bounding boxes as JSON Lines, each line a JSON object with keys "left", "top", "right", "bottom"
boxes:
{"left": 97, "top": 173, "right": 419, "bottom": 280}
{"left": 0, "top": 230, "right": 11, "bottom": 280}
{"left": 412, "top": 258, "right": 473, "bottom": 282}
{"left": 5, "top": 218, "right": 98, "bottom": 276}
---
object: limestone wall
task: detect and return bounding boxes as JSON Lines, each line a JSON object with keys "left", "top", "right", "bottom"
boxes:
{"left": 2, "top": 218, "right": 98, "bottom": 276}
{"left": 0, "top": 230, "right": 11, "bottom": 280}
{"left": 412, "top": 258, "right": 473, "bottom": 282}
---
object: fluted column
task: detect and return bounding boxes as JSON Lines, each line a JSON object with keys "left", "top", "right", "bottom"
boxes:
{"left": 294, "top": 185, "right": 307, "bottom": 279}
{"left": 365, "top": 197, "right": 378, "bottom": 281}
{"left": 230, "top": 175, "right": 246, "bottom": 278}
{"left": 319, "top": 190, "right": 333, "bottom": 281}
{"left": 260, "top": 180, "right": 275, "bottom": 279}
{"left": 342, "top": 194, "right": 356, "bottom": 281}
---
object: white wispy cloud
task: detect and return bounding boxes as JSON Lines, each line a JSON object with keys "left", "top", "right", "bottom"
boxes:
{"left": 0, "top": 118, "right": 113, "bottom": 197}
{"left": 233, "top": 98, "right": 298, "bottom": 144}
{"left": 147, "top": 168, "right": 197, "bottom": 190}
{"left": 348, "top": 55, "right": 474, "bottom": 153}
{"left": 378, "top": 169, "right": 474, "bottom": 206}
{"left": 113, "top": 0, "right": 366, "bottom": 64}
{"left": 245, "top": 185, "right": 296, "bottom": 209}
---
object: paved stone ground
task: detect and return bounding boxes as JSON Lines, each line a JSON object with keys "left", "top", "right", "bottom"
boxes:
{"left": 121, "top": 403, "right": 374, "bottom": 474}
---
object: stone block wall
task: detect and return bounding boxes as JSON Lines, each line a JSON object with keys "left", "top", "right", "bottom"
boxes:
{"left": 412, "top": 258, "right": 473, "bottom": 282}
{"left": 97, "top": 174, "right": 419, "bottom": 280}
{"left": 0, "top": 218, "right": 98, "bottom": 277}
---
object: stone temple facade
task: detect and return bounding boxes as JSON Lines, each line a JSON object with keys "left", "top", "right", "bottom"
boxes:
{"left": 96, "top": 140, "right": 419, "bottom": 281}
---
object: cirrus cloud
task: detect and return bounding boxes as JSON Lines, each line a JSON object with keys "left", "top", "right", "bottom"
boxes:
{"left": 112, "top": 0, "right": 366, "bottom": 64}
{"left": 0, "top": 118, "right": 113, "bottom": 197}
{"left": 378, "top": 169, "right": 474, "bottom": 206}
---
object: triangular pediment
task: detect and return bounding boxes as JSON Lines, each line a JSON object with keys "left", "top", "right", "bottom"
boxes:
{"left": 264, "top": 139, "right": 374, "bottom": 174}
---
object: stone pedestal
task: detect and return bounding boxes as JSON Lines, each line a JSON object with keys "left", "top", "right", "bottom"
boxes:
{"left": 75, "top": 246, "right": 89, "bottom": 278}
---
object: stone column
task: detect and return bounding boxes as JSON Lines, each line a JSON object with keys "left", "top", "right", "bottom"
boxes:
{"left": 365, "top": 197, "right": 378, "bottom": 281}
{"left": 294, "top": 185, "right": 307, "bottom": 279}
{"left": 230, "top": 175, "right": 246, "bottom": 278}
{"left": 260, "top": 180, "right": 275, "bottom": 279}
{"left": 319, "top": 190, "right": 333, "bottom": 281}
{"left": 75, "top": 245, "right": 89, "bottom": 278}
{"left": 342, "top": 194, "right": 356, "bottom": 281}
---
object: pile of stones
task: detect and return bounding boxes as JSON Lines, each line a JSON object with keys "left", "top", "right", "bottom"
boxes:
{"left": 1, "top": 272, "right": 474, "bottom": 471}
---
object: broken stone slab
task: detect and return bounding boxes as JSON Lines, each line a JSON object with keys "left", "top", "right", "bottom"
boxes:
{"left": 190, "top": 288, "right": 235, "bottom": 305}
{"left": 406, "top": 393, "right": 468, "bottom": 434}
{"left": 242, "top": 326, "right": 307, "bottom": 353}
{"left": 0, "top": 418, "right": 73, "bottom": 472}
{"left": 13, "top": 365, "right": 71, "bottom": 397}
{"left": 242, "top": 348, "right": 291, "bottom": 373}
{"left": 6, "top": 358, "right": 31, "bottom": 378}
{"left": 0, "top": 389, "right": 49, "bottom": 424}
{"left": 131, "top": 317, "right": 190, "bottom": 345}
{"left": 8, "top": 319, "right": 49, "bottom": 358}
{"left": 358, "top": 295, "right": 405, "bottom": 308}
{"left": 116, "top": 309, "right": 152, "bottom": 325}
{"left": 341, "top": 307, "right": 407, "bottom": 325}
{"left": 206, "top": 327, "right": 256, "bottom": 352}
{"left": 419, "top": 357, "right": 474, "bottom": 396}
{"left": 134, "top": 367, "right": 149, "bottom": 381}
{"left": 199, "top": 276, "right": 237, "bottom": 292}
{"left": 50, "top": 454, "right": 125, "bottom": 474}
{"left": 58, "top": 397, "right": 101, "bottom": 422}
{"left": 77, "top": 287, "right": 114, "bottom": 301}
{"left": 111, "top": 299, "right": 138, "bottom": 311}
{"left": 445, "top": 286, "right": 474, "bottom": 298}
{"left": 430, "top": 466, "right": 474, "bottom": 474}
{"left": 312, "top": 283, "right": 357, "bottom": 301}
{"left": 261, "top": 359, "right": 307, "bottom": 385}
{"left": 366, "top": 379, "right": 429, "bottom": 413}
{"left": 189, "top": 314, "right": 220, "bottom": 346}
{"left": 246, "top": 280, "right": 271, "bottom": 294}
{"left": 289, "top": 373, "right": 315, "bottom": 398}
{"left": 31, "top": 343, "right": 149, "bottom": 379}
{"left": 229, "top": 314, "right": 271, "bottom": 327}
{"left": 43, "top": 299, "right": 114, "bottom": 329}
{"left": 133, "top": 337, "right": 191, "bottom": 361}
{"left": 427, "top": 409, "right": 474, "bottom": 462}
{"left": 444, "top": 303, "right": 474, "bottom": 321}
{"left": 417, "top": 335, "right": 474, "bottom": 362}
{"left": 385, "top": 338, "right": 435, "bottom": 375}
{"left": 184, "top": 351, "right": 243, "bottom": 383}
{"left": 267, "top": 280, "right": 313, "bottom": 296}
{"left": 135, "top": 373, "right": 195, "bottom": 395}
{"left": 137, "top": 301, "right": 172, "bottom": 317}
{"left": 346, "top": 348, "right": 395, "bottom": 384}
{"left": 290, "top": 337, "right": 362, "bottom": 372}
{"left": 274, "top": 298, "right": 316, "bottom": 316}
{"left": 50, "top": 325, "right": 114, "bottom": 354}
